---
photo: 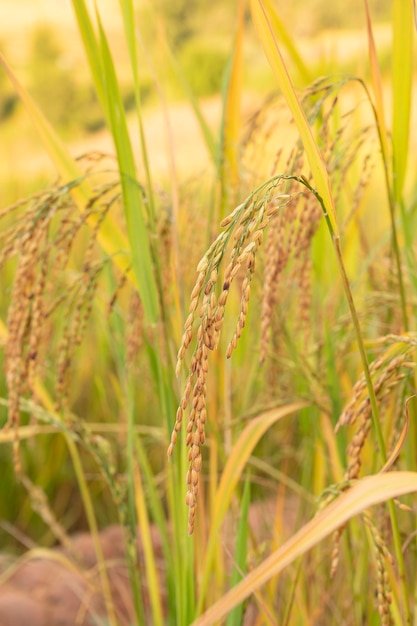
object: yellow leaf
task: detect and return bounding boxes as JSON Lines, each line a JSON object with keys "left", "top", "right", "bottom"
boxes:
{"left": 192, "top": 471, "right": 417, "bottom": 625}
{"left": 249, "top": 0, "right": 338, "bottom": 235}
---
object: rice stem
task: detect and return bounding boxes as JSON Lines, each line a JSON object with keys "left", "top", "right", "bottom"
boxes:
{"left": 305, "top": 178, "right": 411, "bottom": 624}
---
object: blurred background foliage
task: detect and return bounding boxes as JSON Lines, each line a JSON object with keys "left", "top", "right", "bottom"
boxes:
{"left": 0, "top": 0, "right": 393, "bottom": 207}
{"left": 0, "top": 0, "right": 395, "bottom": 549}
{"left": 0, "top": 0, "right": 391, "bottom": 132}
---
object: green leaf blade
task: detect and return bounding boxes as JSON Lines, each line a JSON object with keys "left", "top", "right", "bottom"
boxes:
{"left": 96, "top": 15, "right": 160, "bottom": 324}
{"left": 392, "top": 0, "right": 413, "bottom": 201}
{"left": 225, "top": 475, "right": 251, "bottom": 626}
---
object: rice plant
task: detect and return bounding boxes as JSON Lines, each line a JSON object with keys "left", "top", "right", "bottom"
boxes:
{"left": 0, "top": 0, "right": 416, "bottom": 625}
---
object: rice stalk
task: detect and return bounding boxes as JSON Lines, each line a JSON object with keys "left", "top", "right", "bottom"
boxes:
{"left": 1, "top": 1, "right": 416, "bottom": 623}
{"left": 247, "top": 4, "right": 411, "bottom": 609}
{"left": 170, "top": 180, "right": 296, "bottom": 532}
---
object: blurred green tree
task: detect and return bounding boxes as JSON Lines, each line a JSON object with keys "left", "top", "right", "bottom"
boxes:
{"left": 29, "top": 25, "right": 77, "bottom": 129}
{"left": 28, "top": 25, "right": 104, "bottom": 134}
{"left": 157, "top": 0, "right": 201, "bottom": 48}
{"left": 0, "top": 41, "right": 18, "bottom": 120}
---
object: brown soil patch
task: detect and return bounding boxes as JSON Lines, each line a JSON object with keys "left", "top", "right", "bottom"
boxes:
{"left": 0, "top": 525, "right": 157, "bottom": 626}
{"left": 0, "top": 498, "right": 300, "bottom": 625}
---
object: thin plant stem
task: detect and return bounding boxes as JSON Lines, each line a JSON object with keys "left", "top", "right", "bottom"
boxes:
{"left": 306, "top": 179, "right": 411, "bottom": 624}
{"left": 126, "top": 374, "right": 147, "bottom": 626}
{"left": 332, "top": 235, "right": 387, "bottom": 459}
{"left": 66, "top": 437, "right": 119, "bottom": 626}
{"left": 360, "top": 80, "right": 409, "bottom": 331}
{"left": 382, "top": 170, "right": 408, "bottom": 334}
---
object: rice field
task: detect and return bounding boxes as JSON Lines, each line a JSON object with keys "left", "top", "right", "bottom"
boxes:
{"left": 0, "top": 1, "right": 416, "bottom": 625}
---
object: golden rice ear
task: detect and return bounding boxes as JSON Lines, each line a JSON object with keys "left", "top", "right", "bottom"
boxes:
{"left": 363, "top": 511, "right": 395, "bottom": 625}
{"left": 336, "top": 340, "right": 416, "bottom": 483}
{"left": 0, "top": 52, "right": 133, "bottom": 288}
{"left": 168, "top": 183, "right": 295, "bottom": 532}
{"left": 1, "top": 170, "right": 140, "bottom": 475}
